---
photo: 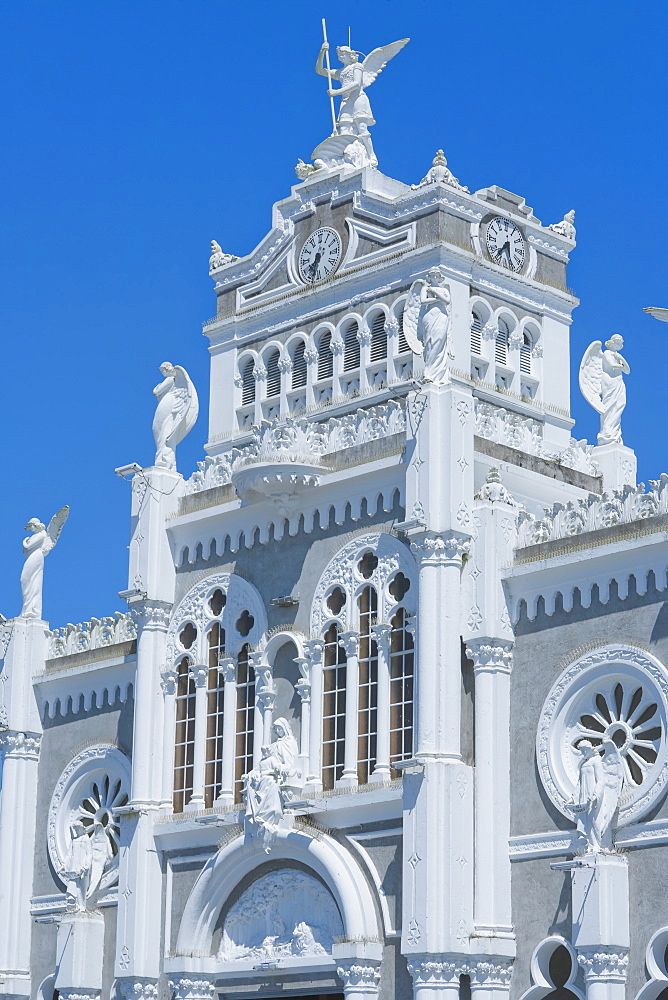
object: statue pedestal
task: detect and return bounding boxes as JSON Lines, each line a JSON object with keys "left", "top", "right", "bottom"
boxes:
{"left": 572, "top": 854, "right": 628, "bottom": 1000}
{"left": 592, "top": 444, "right": 636, "bottom": 492}
{"left": 55, "top": 910, "right": 105, "bottom": 998}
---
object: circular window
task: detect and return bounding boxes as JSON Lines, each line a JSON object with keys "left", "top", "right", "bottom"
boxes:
{"left": 48, "top": 744, "right": 131, "bottom": 891}
{"left": 537, "top": 645, "right": 668, "bottom": 827}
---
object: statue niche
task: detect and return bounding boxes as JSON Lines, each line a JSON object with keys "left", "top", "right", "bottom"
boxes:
{"left": 220, "top": 869, "right": 343, "bottom": 963}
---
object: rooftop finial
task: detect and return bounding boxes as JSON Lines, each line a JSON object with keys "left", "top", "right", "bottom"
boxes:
{"left": 548, "top": 209, "right": 576, "bottom": 241}
{"left": 415, "top": 149, "right": 468, "bottom": 192}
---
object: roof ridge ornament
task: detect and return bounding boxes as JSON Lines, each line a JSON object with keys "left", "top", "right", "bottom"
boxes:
{"left": 295, "top": 24, "right": 409, "bottom": 179}
{"left": 414, "top": 149, "right": 469, "bottom": 192}
{"left": 547, "top": 209, "right": 576, "bottom": 241}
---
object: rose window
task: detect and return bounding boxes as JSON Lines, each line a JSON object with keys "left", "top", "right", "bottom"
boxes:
{"left": 48, "top": 745, "right": 131, "bottom": 892}
{"left": 575, "top": 680, "right": 661, "bottom": 788}
{"left": 537, "top": 645, "right": 668, "bottom": 827}
{"left": 78, "top": 773, "right": 127, "bottom": 860}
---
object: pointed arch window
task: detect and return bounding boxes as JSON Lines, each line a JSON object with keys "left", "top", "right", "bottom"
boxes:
{"left": 317, "top": 331, "right": 333, "bottom": 380}
{"left": 241, "top": 358, "right": 255, "bottom": 405}
{"left": 370, "top": 314, "right": 387, "bottom": 361}
{"left": 389, "top": 607, "right": 414, "bottom": 770}
{"left": 291, "top": 340, "right": 307, "bottom": 388}
{"left": 204, "top": 622, "right": 225, "bottom": 808}
{"left": 173, "top": 658, "right": 196, "bottom": 812}
{"left": 358, "top": 585, "right": 378, "bottom": 784}
{"left": 495, "top": 320, "right": 509, "bottom": 366}
{"left": 234, "top": 643, "right": 255, "bottom": 803}
{"left": 343, "top": 321, "right": 360, "bottom": 371}
{"left": 322, "top": 623, "right": 347, "bottom": 791}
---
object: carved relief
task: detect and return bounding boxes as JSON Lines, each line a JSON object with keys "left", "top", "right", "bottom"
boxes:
{"left": 48, "top": 613, "right": 137, "bottom": 659}
{"left": 220, "top": 869, "right": 343, "bottom": 961}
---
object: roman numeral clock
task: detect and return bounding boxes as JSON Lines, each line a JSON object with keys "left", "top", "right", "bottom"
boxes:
{"left": 298, "top": 227, "right": 342, "bottom": 283}
{"left": 485, "top": 216, "right": 526, "bottom": 271}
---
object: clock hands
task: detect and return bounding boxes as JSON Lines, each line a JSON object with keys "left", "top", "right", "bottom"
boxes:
{"left": 308, "top": 250, "right": 323, "bottom": 279}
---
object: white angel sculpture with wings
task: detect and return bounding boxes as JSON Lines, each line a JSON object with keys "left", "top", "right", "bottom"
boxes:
{"left": 316, "top": 37, "right": 409, "bottom": 138}
{"left": 152, "top": 361, "right": 199, "bottom": 472}
{"left": 570, "top": 738, "right": 624, "bottom": 853}
{"left": 402, "top": 268, "right": 452, "bottom": 384}
{"left": 579, "top": 335, "right": 630, "bottom": 446}
{"left": 20, "top": 506, "right": 69, "bottom": 619}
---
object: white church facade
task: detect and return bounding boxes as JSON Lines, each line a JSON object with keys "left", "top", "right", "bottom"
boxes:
{"left": 2, "top": 32, "right": 668, "bottom": 1000}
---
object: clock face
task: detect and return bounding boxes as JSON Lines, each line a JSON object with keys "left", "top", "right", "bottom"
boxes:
{"left": 298, "top": 227, "right": 342, "bottom": 284}
{"left": 485, "top": 217, "right": 526, "bottom": 272}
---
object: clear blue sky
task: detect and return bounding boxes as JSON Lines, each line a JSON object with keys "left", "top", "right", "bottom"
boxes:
{"left": 1, "top": 0, "right": 667, "bottom": 627}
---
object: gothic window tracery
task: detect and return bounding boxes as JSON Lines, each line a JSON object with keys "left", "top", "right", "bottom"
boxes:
{"left": 312, "top": 533, "right": 417, "bottom": 789}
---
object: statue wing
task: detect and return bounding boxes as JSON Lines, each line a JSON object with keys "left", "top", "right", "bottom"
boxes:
{"left": 45, "top": 506, "right": 70, "bottom": 554}
{"left": 402, "top": 280, "right": 425, "bottom": 355}
{"left": 173, "top": 366, "right": 199, "bottom": 437}
{"left": 361, "top": 38, "right": 410, "bottom": 88}
{"left": 643, "top": 306, "right": 668, "bottom": 323}
{"left": 579, "top": 341, "right": 605, "bottom": 414}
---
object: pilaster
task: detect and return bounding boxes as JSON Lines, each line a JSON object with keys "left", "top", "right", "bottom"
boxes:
{"left": 55, "top": 910, "right": 105, "bottom": 1000}
{"left": 571, "top": 853, "right": 629, "bottom": 1000}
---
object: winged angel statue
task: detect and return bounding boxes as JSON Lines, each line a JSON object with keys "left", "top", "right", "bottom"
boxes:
{"left": 152, "top": 361, "right": 199, "bottom": 472}
{"left": 402, "top": 268, "right": 452, "bottom": 384}
{"left": 579, "top": 335, "right": 630, "bottom": 446}
{"left": 570, "top": 738, "right": 624, "bottom": 853}
{"left": 301, "top": 33, "right": 409, "bottom": 174}
{"left": 20, "top": 506, "right": 69, "bottom": 619}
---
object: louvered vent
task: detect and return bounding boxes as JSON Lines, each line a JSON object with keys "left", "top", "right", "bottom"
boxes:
{"left": 241, "top": 358, "right": 255, "bottom": 404}
{"left": 495, "top": 323, "right": 508, "bottom": 365}
{"left": 292, "top": 340, "right": 307, "bottom": 388}
{"left": 520, "top": 334, "right": 532, "bottom": 374}
{"left": 370, "top": 314, "right": 387, "bottom": 361}
{"left": 266, "top": 350, "right": 281, "bottom": 397}
{"left": 398, "top": 312, "right": 409, "bottom": 353}
{"left": 344, "top": 321, "right": 360, "bottom": 371}
{"left": 318, "top": 332, "right": 333, "bottom": 379}
{"left": 470, "top": 314, "right": 482, "bottom": 355}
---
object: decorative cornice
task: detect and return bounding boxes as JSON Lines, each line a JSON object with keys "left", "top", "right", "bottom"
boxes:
{"left": 48, "top": 613, "right": 136, "bottom": 659}
{"left": 465, "top": 640, "right": 514, "bottom": 674}
{"left": 577, "top": 948, "right": 628, "bottom": 982}
{"left": 0, "top": 729, "right": 41, "bottom": 760}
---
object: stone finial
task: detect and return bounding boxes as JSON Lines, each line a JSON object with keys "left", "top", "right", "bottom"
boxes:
{"left": 209, "top": 240, "right": 238, "bottom": 272}
{"left": 415, "top": 149, "right": 468, "bottom": 192}
{"left": 548, "top": 209, "right": 576, "bottom": 241}
{"left": 476, "top": 468, "right": 516, "bottom": 505}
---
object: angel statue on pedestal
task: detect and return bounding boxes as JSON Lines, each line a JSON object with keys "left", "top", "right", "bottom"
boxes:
{"left": 300, "top": 25, "right": 409, "bottom": 175}
{"left": 579, "top": 336, "right": 630, "bottom": 446}
{"left": 402, "top": 268, "right": 452, "bottom": 385}
{"left": 152, "top": 362, "right": 199, "bottom": 472}
{"left": 20, "top": 506, "right": 69, "bottom": 620}
{"left": 570, "top": 738, "right": 624, "bottom": 853}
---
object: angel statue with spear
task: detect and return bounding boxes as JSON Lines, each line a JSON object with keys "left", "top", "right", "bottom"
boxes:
{"left": 304, "top": 25, "right": 408, "bottom": 173}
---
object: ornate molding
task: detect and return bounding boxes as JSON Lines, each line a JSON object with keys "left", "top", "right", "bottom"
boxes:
{"left": 168, "top": 979, "right": 217, "bottom": 1000}
{"left": 48, "top": 613, "right": 136, "bottom": 659}
{"left": 0, "top": 729, "right": 41, "bottom": 760}
{"left": 577, "top": 948, "right": 628, "bottom": 982}
{"left": 410, "top": 532, "right": 471, "bottom": 565}
{"left": 537, "top": 644, "right": 668, "bottom": 828}
{"left": 337, "top": 962, "right": 381, "bottom": 991}
{"left": 118, "top": 981, "right": 159, "bottom": 1000}
{"left": 408, "top": 956, "right": 513, "bottom": 986}
{"left": 129, "top": 601, "right": 172, "bottom": 632}
{"left": 465, "top": 640, "right": 513, "bottom": 674}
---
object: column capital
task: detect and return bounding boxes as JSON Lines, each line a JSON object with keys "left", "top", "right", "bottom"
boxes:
{"left": 406, "top": 957, "right": 459, "bottom": 986}
{"left": 465, "top": 640, "right": 513, "bottom": 674}
{"left": 339, "top": 630, "right": 360, "bottom": 656}
{"left": 57, "top": 992, "right": 100, "bottom": 1000}
{"left": 304, "top": 637, "right": 325, "bottom": 662}
{"left": 218, "top": 656, "right": 236, "bottom": 683}
{"left": 189, "top": 664, "right": 209, "bottom": 688}
{"left": 467, "top": 959, "right": 514, "bottom": 987}
{"left": 337, "top": 960, "right": 381, "bottom": 992}
{"left": 0, "top": 729, "right": 41, "bottom": 760}
{"left": 160, "top": 667, "right": 178, "bottom": 696}
{"left": 577, "top": 948, "right": 629, "bottom": 984}
{"left": 129, "top": 600, "right": 172, "bottom": 632}
{"left": 371, "top": 623, "right": 392, "bottom": 649}
{"left": 118, "top": 980, "right": 159, "bottom": 1000}
{"left": 410, "top": 531, "right": 471, "bottom": 567}
{"left": 407, "top": 956, "right": 513, "bottom": 987}
{"left": 168, "top": 978, "right": 217, "bottom": 1000}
